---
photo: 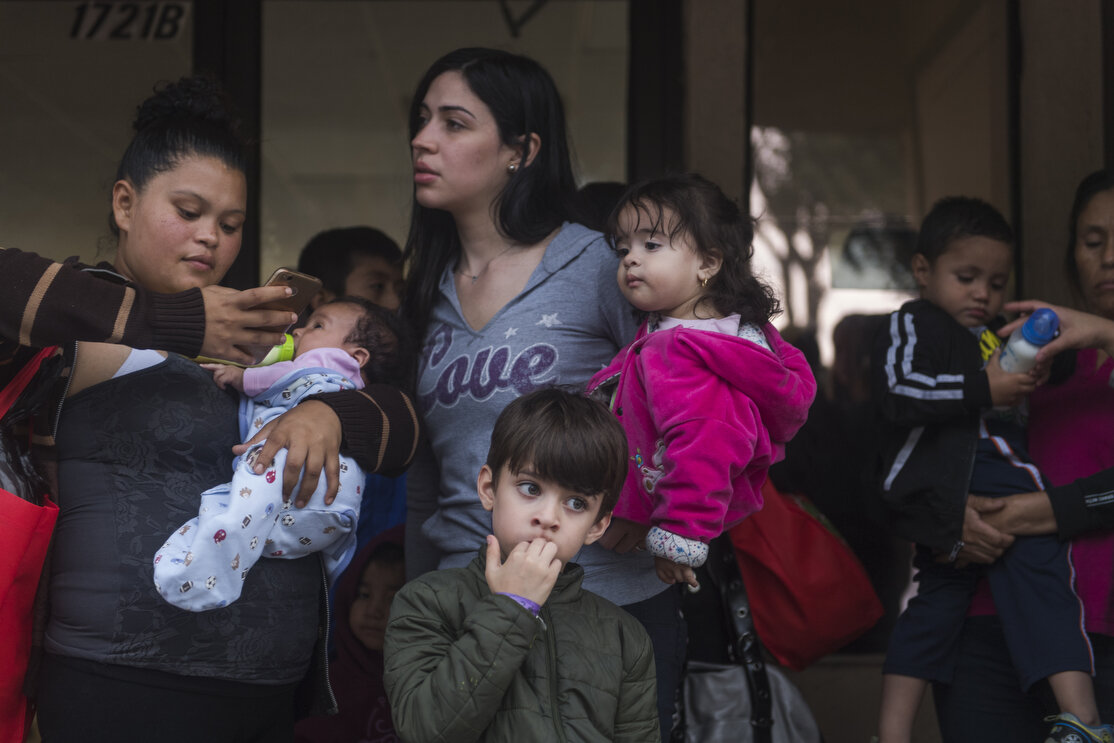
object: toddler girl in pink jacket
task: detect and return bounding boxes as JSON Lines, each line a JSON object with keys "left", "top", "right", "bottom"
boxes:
{"left": 587, "top": 173, "right": 816, "bottom": 587}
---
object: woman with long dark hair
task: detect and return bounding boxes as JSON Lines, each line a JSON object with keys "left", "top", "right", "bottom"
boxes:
{"left": 401, "top": 48, "right": 682, "bottom": 740}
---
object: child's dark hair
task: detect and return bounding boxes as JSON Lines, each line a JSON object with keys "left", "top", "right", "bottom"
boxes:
{"left": 915, "top": 196, "right": 1014, "bottom": 263}
{"left": 298, "top": 227, "right": 402, "bottom": 299}
{"left": 485, "top": 388, "right": 628, "bottom": 521}
{"left": 111, "top": 76, "right": 248, "bottom": 238}
{"left": 605, "top": 173, "right": 779, "bottom": 325}
{"left": 365, "top": 540, "right": 404, "bottom": 569}
{"left": 326, "top": 296, "right": 414, "bottom": 395}
{"left": 1065, "top": 169, "right": 1114, "bottom": 299}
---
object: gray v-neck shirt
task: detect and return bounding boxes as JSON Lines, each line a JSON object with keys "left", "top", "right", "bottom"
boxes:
{"left": 411, "top": 222, "right": 663, "bottom": 605}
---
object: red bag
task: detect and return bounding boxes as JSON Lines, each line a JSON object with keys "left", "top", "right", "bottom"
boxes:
{"left": 0, "top": 347, "right": 60, "bottom": 743}
{"left": 728, "top": 478, "right": 882, "bottom": 671}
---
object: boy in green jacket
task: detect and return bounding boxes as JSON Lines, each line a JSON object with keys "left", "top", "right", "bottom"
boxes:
{"left": 384, "top": 388, "right": 658, "bottom": 742}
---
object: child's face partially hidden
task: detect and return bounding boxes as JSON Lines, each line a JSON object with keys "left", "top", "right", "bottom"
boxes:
{"left": 348, "top": 558, "right": 405, "bottom": 652}
{"left": 477, "top": 464, "right": 612, "bottom": 565}
{"left": 291, "top": 302, "right": 364, "bottom": 358}
{"left": 344, "top": 255, "right": 405, "bottom": 311}
{"left": 612, "top": 204, "right": 720, "bottom": 320}
{"left": 912, "top": 236, "right": 1012, "bottom": 327}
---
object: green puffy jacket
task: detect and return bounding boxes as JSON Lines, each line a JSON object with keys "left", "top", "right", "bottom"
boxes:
{"left": 384, "top": 552, "right": 658, "bottom": 742}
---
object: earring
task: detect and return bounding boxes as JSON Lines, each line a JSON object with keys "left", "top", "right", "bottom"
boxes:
{"left": 700, "top": 276, "right": 708, "bottom": 288}
{"left": 507, "top": 162, "right": 518, "bottom": 173}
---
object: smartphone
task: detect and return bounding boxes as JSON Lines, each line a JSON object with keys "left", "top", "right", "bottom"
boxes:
{"left": 255, "top": 268, "right": 323, "bottom": 315}
{"left": 242, "top": 268, "right": 323, "bottom": 363}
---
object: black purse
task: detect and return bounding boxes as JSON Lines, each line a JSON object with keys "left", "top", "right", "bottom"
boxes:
{"left": 676, "top": 536, "right": 823, "bottom": 743}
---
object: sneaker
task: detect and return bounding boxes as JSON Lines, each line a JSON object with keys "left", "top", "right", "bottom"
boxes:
{"left": 1044, "top": 713, "right": 1114, "bottom": 743}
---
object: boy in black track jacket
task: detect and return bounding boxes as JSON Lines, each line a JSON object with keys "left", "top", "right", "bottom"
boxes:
{"left": 873, "top": 197, "right": 1112, "bottom": 743}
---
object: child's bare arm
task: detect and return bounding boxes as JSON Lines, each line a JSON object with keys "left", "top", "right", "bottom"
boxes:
{"left": 200, "top": 363, "right": 246, "bottom": 392}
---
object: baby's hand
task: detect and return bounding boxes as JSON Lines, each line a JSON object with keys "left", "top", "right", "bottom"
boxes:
{"left": 654, "top": 556, "right": 700, "bottom": 589}
{"left": 484, "top": 535, "right": 561, "bottom": 608}
{"left": 985, "top": 349, "right": 1037, "bottom": 407}
{"left": 201, "top": 363, "right": 246, "bottom": 392}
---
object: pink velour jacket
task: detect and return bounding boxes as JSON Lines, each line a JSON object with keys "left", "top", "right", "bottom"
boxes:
{"left": 587, "top": 321, "right": 816, "bottom": 543}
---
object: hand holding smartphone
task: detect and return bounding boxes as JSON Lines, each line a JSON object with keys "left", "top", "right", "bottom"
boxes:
{"left": 253, "top": 268, "right": 323, "bottom": 314}
{"left": 240, "top": 268, "right": 323, "bottom": 364}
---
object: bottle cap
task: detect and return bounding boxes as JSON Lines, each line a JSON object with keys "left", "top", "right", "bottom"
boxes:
{"left": 1020, "top": 308, "right": 1059, "bottom": 346}
{"left": 254, "top": 333, "right": 295, "bottom": 367}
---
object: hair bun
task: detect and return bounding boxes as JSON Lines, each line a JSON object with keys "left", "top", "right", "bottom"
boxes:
{"left": 132, "top": 76, "right": 240, "bottom": 137}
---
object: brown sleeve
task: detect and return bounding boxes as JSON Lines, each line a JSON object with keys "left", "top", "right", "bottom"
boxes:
{"left": 0, "top": 248, "right": 205, "bottom": 356}
{"left": 311, "top": 385, "right": 420, "bottom": 476}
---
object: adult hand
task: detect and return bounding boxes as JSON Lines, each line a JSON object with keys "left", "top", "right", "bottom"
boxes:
{"left": 232, "top": 400, "right": 341, "bottom": 507}
{"left": 973, "top": 490, "right": 1059, "bottom": 536}
{"left": 948, "top": 499, "right": 1014, "bottom": 566}
{"left": 654, "top": 556, "right": 699, "bottom": 589}
{"left": 484, "top": 535, "right": 561, "bottom": 607}
{"left": 200, "top": 285, "right": 298, "bottom": 364}
{"left": 596, "top": 518, "right": 650, "bottom": 553}
{"left": 1000, "top": 300, "right": 1114, "bottom": 360}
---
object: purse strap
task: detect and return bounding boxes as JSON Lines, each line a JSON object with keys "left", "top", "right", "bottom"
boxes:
{"left": 0, "top": 346, "right": 59, "bottom": 420}
{"left": 704, "top": 534, "right": 774, "bottom": 743}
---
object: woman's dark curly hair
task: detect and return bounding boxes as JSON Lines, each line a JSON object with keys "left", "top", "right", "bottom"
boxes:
{"left": 604, "top": 172, "right": 780, "bottom": 325}
{"left": 110, "top": 75, "right": 248, "bottom": 238}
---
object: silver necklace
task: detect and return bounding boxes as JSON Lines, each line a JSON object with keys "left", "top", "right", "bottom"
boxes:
{"left": 454, "top": 245, "right": 518, "bottom": 283}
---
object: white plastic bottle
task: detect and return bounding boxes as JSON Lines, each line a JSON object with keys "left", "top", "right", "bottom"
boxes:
{"left": 998, "top": 308, "right": 1059, "bottom": 373}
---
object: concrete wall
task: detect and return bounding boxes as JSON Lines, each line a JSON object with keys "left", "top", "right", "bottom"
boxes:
{"left": 912, "top": 1, "right": 1011, "bottom": 215}
{"left": 1017, "top": 0, "right": 1104, "bottom": 305}
{"left": 683, "top": 0, "right": 747, "bottom": 203}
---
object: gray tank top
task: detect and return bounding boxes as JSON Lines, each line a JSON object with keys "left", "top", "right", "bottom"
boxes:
{"left": 46, "top": 354, "right": 319, "bottom": 684}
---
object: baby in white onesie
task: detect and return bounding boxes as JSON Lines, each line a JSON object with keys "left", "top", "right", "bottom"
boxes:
{"left": 154, "top": 297, "right": 406, "bottom": 611}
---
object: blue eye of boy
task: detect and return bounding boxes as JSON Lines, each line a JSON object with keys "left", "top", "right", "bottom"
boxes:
{"left": 516, "top": 481, "right": 541, "bottom": 497}
{"left": 565, "top": 497, "right": 588, "bottom": 512}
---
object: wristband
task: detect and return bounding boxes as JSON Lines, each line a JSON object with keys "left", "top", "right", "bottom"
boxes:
{"left": 497, "top": 592, "right": 541, "bottom": 616}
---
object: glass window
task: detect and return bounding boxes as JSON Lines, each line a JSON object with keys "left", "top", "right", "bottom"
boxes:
{"left": 0, "top": 1, "right": 193, "bottom": 264}
{"left": 749, "top": 1, "right": 1011, "bottom": 364}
